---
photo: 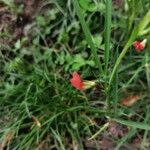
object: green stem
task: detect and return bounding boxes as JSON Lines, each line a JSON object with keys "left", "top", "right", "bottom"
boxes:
{"left": 109, "top": 28, "right": 137, "bottom": 85}
{"left": 104, "top": 0, "right": 112, "bottom": 76}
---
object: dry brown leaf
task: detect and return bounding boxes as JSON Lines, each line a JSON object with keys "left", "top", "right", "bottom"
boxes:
{"left": 120, "top": 95, "right": 140, "bottom": 107}
{"left": 113, "top": 0, "right": 123, "bottom": 8}
{"left": 23, "top": 0, "right": 41, "bottom": 21}
{"left": 100, "top": 137, "right": 115, "bottom": 150}
{"left": 108, "top": 121, "right": 128, "bottom": 138}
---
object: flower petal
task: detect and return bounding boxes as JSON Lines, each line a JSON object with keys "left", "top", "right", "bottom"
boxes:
{"left": 133, "top": 39, "right": 147, "bottom": 52}
{"left": 70, "top": 72, "right": 84, "bottom": 90}
{"left": 120, "top": 95, "right": 140, "bottom": 106}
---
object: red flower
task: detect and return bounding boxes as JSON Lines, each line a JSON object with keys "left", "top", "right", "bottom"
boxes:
{"left": 133, "top": 41, "right": 144, "bottom": 52}
{"left": 70, "top": 72, "right": 84, "bottom": 90}
{"left": 133, "top": 39, "right": 147, "bottom": 52}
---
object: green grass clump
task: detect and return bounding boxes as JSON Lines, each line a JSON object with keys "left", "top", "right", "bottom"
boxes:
{"left": 0, "top": 0, "right": 150, "bottom": 149}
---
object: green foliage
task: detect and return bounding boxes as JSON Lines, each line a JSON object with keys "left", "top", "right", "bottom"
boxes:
{"left": 0, "top": 0, "right": 150, "bottom": 149}
{"left": 55, "top": 51, "right": 95, "bottom": 71}
{"left": 79, "top": 0, "right": 105, "bottom": 12}
{"left": 79, "top": 0, "right": 97, "bottom": 12}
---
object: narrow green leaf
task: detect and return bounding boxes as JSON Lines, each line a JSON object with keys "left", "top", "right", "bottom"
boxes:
{"left": 138, "top": 11, "right": 150, "bottom": 35}
{"left": 115, "top": 128, "right": 136, "bottom": 150}
{"left": 104, "top": 0, "right": 112, "bottom": 76}
{"left": 115, "top": 118, "right": 150, "bottom": 130}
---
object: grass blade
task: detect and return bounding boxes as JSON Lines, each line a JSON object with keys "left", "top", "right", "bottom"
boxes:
{"left": 73, "top": 0, "right": 103, "bottom": 74}
{"left": 115, "top": 118, "right": 150, "bottom": 130}
{"left": 115, "top": 128, "right": 136, "bottom": 150}
{"left": 104, "top": 0, "right": 112, "bottom": 76}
